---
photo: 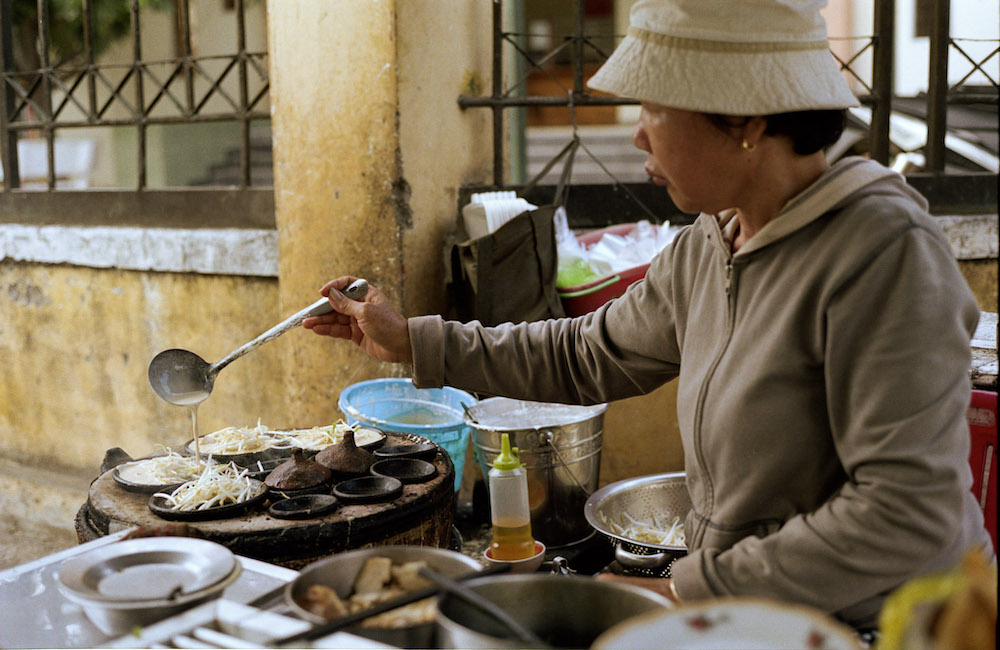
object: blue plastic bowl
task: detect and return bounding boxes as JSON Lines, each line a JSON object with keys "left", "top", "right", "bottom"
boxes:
{"left": 338, "top": 379, "right": 476, "bottom": 491}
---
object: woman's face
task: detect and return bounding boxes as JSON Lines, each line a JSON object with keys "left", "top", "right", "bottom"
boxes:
{"left": 632, "top": 103, "right": 746, "bottom": 214}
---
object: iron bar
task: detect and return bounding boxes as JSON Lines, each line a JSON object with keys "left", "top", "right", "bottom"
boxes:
{"left": 3, "top": 111, "right": 270, "bottom": 130}
{"left": 131, "top": 0, "right": 146, "bottom": 188}
{"left": 192, "top": 58, "right": 239, "bottom": 112}
{"left": 572, "top": 0, "right": 585, "bottom": 96}
{"left": 0, "top": 0, "right": 19, "bottom": 189}
{"left": 947, "top": 94, "right": 998, "bottom": 104}
{"left": 870, "top": 0, "right": 893, "bottom": 166}
{"left": 460, "top": 94, "right": 634, "bottom": 108}
{"left": 37, "top": 0, "right": 55, "bottom": 188}
{"left": 82, "top": 0, "right": 96, "bottom": 124}
{"left": 179, "top": 0, "right": 194, "bottom": 115}
{"left": 491, "top": 0, "right": 503, "bottom": 187}
{"left": 926, "top": 0, "right": 951, "bottom": 175}
{"left": 236, "top": 0, "right": 250, "bottom": 187}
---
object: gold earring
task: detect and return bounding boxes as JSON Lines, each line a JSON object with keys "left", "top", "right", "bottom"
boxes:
{"left": 742, "top": 139, "right": 756, "bottom": 152}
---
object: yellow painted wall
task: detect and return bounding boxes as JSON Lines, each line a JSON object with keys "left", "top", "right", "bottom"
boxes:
{"left": 0, "top": 262, "right": 286, "bottom": 469}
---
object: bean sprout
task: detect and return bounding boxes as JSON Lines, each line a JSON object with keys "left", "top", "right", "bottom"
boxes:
{"left": 272, "top": 421, "right": 356, "bottom": 450}
{"left": 191, "top": 419, "right": 378, "bottom": 455}
{"left": 602, "top": 512, "right": 686, "bottom": 547}
{"left": 192, "top": 420, "right": 282, "bottom": 455}
{"left": 154, "top": 462, "right": 261, "bottom": 511}
{"left": 116, "top": 449, "right": 212, "bottom": 485}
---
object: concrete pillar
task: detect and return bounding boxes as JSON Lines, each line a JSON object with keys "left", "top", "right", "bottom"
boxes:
{"left": 266, "top": 1, "right": 492, "bottom": 424}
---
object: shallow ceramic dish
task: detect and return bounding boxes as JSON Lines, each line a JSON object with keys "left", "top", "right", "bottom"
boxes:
{"left": 245, "top": 457, "right": 285, "bottom": 482}
{"left": 267, "top": 484, "right": 332, "bottom": 501}
{"left": 373, "top": 441, "right": 438, "bottom": 462}
{"left": 370, "top": 458, "right": 437, "bottom": 484}
{"left": 268, "top": 494, "right": 340, "bottom": 520}
{"left": 272, "top": 425, "right": 387, "bottom": 452}
{"left": 482, "top": 540, "right": 546, "bottom": 574}
{"left": 148, "top": 479, "right": 268, "bottom": 522}
{"left": 112, "top": 468, "right": 186, "bottom": 495}
{"left": 56, "top": 537, "right": 242, "bottom": 635}
{"left": 184, "top": 438, "right": 291, "bottom": 469}
{"left": 111, "top": 455, "right": 213, "bottom": 494}
{"left": 591, "top": 597, "right": 862, "bottom": 650}
{"left": 57, "top": 537, "right": 237, "bottom": 601}
{"left": 332, "top": 475, "right": 403, "bottom": 504}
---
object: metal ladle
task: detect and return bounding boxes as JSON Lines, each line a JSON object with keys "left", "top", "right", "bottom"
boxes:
{"left": 147, "top": 278, "right": 368, "bottom": 406}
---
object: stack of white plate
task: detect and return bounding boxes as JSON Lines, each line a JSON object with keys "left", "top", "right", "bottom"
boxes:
{"left": 56, "top": 537, "right": 241, "bottom": 635}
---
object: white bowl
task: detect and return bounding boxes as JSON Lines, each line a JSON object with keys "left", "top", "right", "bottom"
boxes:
{"left": 56, "top": 537, "right": 241, "bottom": 636}
{"left": 61, "top": 562, "right": 240, "bottom": 635}
{"left": 482, "top": 540, "right": 546, "bottom": 574}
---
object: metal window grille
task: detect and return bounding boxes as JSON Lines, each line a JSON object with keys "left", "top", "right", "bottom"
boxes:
{"left": 0, "top": 0, "right": 269, "bottom": 192}
{"left": 458, "top": 0, "right": 998, "bottom": 215}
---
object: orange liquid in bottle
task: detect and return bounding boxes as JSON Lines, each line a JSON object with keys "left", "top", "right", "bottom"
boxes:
{"left": 489, "top": 520, "right": 535, "bottom": 561}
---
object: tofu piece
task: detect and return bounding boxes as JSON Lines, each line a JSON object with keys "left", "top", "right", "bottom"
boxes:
{"left": 302, "top": 584, "right": 349, "bottom": 620}
{"left": 353, "top": 556, "right": 393, "bottom": 594}
{"left": 390, "top": 561, "right": 431, "bottom": 592}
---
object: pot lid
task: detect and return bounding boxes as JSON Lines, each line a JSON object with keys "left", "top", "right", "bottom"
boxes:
{"left": 465, "top": 398, "right": 607, "bottom": 431}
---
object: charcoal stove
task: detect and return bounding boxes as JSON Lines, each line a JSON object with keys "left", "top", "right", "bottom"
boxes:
{"left": 75, "top": 434, "right": 456, "bottom": 569}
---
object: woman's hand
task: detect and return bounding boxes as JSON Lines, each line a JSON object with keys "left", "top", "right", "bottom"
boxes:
{"left": 302, "top": 276, "right": 414, "bottom": 364}
{"left": 594, "top": 573, "right": 679, "bottom": 603}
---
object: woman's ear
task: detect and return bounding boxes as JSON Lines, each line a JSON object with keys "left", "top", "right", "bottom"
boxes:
{"left": 742, "top": 116, "right": 768, "bottom": 149}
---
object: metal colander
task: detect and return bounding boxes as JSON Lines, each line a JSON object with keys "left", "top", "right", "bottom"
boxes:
{"left": 583, "top": 472, "right": 690, "bottom": 577}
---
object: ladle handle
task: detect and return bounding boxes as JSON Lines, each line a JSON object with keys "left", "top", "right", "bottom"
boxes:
{"left": 209, "top": 279, "right": 369, "bottom": 375}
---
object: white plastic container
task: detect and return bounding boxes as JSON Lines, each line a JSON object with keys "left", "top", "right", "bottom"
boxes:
{"left": 487, "top": 433, "right": 536, "bottom": 561}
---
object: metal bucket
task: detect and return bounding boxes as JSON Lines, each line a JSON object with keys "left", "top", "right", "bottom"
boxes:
{"left": 465, "top": 398, "right": 607, "bottom": 549}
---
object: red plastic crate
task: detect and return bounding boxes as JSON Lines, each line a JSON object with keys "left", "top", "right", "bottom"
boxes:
{"left": 968, "top": 389, "right": 997, "bottom": 551}
{"left": 558, "top": 223, "right": 650, "bottom": 317}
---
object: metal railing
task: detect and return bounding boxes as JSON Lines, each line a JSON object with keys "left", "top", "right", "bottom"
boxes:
{"left": 1, "top": 0, "right": 996, "bottom": 220}
{"left": 458, "top": 0, "right": 998, "bottom": 214}
{"left": 0, "top": 0, "right": 269, "bottom": 191}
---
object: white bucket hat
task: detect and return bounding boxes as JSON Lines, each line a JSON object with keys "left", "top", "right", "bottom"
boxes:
{"left": 588, "top": 0, "right": 860, "bottom": 115}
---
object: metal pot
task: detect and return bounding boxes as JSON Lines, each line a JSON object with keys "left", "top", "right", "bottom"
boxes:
{"left": 435, "top": 574, "right": 672, "bottom": 649}
{"left": 466, "top": 398, "right": 608, "bottom": 548}
{"left": 584, "top": 472, "right": 690, "bottom": 577}
{"left": 285, "top": 545, "right": 481, "bottom": 649}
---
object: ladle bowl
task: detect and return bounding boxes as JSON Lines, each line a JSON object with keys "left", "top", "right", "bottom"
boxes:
{"left": 148, "top": 279, "right": 368, "bottom": 405}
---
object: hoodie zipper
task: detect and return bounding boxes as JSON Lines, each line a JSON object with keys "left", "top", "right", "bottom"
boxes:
{"left": 689, "top": 233, "right": 740, "bottom": 548}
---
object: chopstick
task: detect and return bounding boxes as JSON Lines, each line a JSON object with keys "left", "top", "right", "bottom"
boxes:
{"left": 245, "top": 582, "right": 289, "bottom": 610}
{"left": 273, "top": 563, "right": 511, "bottom": 646}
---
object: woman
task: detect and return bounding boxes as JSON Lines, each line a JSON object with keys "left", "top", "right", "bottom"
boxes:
{"left": 304, "top": 0, "right": 992, "bottom": 630}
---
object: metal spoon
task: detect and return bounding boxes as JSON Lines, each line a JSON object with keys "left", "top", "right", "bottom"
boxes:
{"left": 147, "top": 278, "right": 368, "bottom": 406}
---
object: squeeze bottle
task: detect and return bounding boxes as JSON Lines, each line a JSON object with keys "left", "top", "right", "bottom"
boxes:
{"left": 488, "top": 433, "right": 536, "bottom": 561}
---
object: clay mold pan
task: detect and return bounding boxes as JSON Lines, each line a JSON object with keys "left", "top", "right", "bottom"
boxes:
{"left": 332, "top": 476, "right": 403, "bottom": 504}
{"left": 370, "top": 458, "right": 437, "bottom": 484}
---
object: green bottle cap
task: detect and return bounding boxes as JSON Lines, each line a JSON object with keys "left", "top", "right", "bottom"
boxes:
{"left": 492, "top": 433, "right": 522, "bottom": 471}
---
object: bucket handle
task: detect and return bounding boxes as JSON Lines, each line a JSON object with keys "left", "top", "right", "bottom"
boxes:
{"left": 538, "top": 429, "right": 592, "bottom": 497}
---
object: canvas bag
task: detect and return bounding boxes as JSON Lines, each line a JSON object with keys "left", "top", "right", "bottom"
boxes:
{"left": 449, "top": 139, "right": 580, "bottom": 326}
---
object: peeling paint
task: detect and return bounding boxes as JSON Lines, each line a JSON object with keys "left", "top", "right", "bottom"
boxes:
{"left": 6, "top": 280, "right": 50, "bottom": 308}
